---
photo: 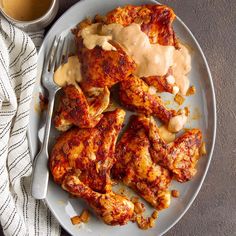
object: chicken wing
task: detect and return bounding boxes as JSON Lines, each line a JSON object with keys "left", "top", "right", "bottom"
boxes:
{"left": 138, "top": 116, "right": 203, "bottom": 182}
{"left": 54, "top": 84, "right": 109, "bottom": 131}
{"left": 119, "top": 75, "right": 176, "bottom": 124}
{"left": 113, "top": 115, "right": 172, "bottom": 210}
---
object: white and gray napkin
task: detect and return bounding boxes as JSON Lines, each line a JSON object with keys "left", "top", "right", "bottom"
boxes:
{"left": 0, "top": 17, "right": 60, "bottom": 236}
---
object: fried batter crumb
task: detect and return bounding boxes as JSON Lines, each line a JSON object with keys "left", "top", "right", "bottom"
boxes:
{"left": 134, "top": 201, "right": 145, "bottom": 214}
{"left": 71, "top": 216, "right": 81, "bottom": 225}
{"left": 174, "top": 93, "right": 185, "bottom": 105}
{"left": 80, "top": 209, "right": 90, "bottom": 223}
{"left": 152, "top": 210, "right": 158, "bottom": 219}
{"left": 200, "top": 142, "right": 207, "bottom": 155}
{"left": 171, "top": 190, "right": 180, "bottom": 198}
{"left": 131, "top": 196, "right": 158, "bottom": 230}
{"left": 131, "top": 196, "right": 146, "bottom": 214}
{"left": 131, "top": 196, "right": 140, "bottom": 203}
{"left": 136, "top": 215, "right": 149, "bottom": 230}
{"left": 135, "top": 210, "right": 159, "bottom": 230}
{"left": 70, "top": 209, "right": 90, "bottom": 225}
{"left": 149, "top": 217, "right": 155, "bottom": 228}
{"left": 184, "top": 106, "right": 190, "bottom": 116}
{"left": 186, "top": 86, "right": 196, "bottom": 96}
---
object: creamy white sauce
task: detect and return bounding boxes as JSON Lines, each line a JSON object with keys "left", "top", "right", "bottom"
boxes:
{"left": 159, "top": 125, "right": 176, "bottom": 143}
{"left": 166, "top": 75, "right": 175, "bottom": 85}
{"left": 168, "top": 114, "right": 188, "bottom": 133}
{"left": 81, "top": 24, "right": 116, "bottom": 51}
{"left": 80, "top": 24, "right": 191, "bottom": 95}
{"left": 81, "top": 23, "right": 175, "bottom": 77}
{"left": 172, "top": 44, "right": 191, "bottom": 95}
{"left": 54, "top": 56, "right": 82, "bottom": 87}
{"left": 172, "top": 85, "right": 180, "bottom": 95}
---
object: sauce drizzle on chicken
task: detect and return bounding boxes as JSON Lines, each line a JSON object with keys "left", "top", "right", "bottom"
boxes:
{"left": 80, "top": 23, "right": 191, "bottom": 95}
{"left": 54, "top": 56, "right": 82, "bottom": 87}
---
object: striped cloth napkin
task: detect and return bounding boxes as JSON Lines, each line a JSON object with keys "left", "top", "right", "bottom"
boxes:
{"left": 0, "top": 17, "right": 60, "bottom": 236}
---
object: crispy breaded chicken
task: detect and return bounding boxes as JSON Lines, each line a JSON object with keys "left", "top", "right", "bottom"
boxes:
{"left": 50, "top": 109, "right": 134, "bottom": 225}
{"left": 113, "top": 116, "right": 203, "bottom": 208}
{"left": 113, "top": 115, "right": 172, "bottom": 210}
{"left": 54, "top": 85, "right": 109, "bottom": 131}
{"left": 119, "top": 75, "right": 176, "bottom": 124}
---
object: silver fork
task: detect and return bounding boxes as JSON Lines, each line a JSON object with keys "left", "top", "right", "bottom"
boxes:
{"left": 32, "top": 36, "right": 69, "bottom": 199}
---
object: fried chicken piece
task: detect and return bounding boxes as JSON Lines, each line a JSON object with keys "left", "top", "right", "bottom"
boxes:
{"left": 139, "top": 117, "right": 203, "bottom": 182}
{"left": 105, "top": 4, "right": 179, "bottom": 94}
{"left": 76, "top": 37, "right": 136, "bottom": 91}
{"left": 62, "top": 175, "right": 134, "bottom": 225}
{"left": 75, "top": 5, "right": 179, "bottom": 94}
{"left": 54, "top": 84, "right": 109, "bottom": 131}
{"left": 106, "top": 4, "right": 177, "bottom": 45}
{"left": 163, "top": 129, "right": 203, "bottom": 182}
{"left": 119, "top": 75, "right": 176, "bottom": 124}
{"left": 50, "top": 109, "right": 134, "bottom": 225}
{"left": 113, "top": 116, "right": 203, "bottom": 207}
{"left": 50, "top": 109, "right": 125, "bottom": 192}
{"left": 113, "top": 115, "right": 171, "bottom": 210}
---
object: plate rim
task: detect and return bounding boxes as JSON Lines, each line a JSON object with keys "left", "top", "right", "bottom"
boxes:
{"left": 29, "top": 0, "right": 217, "bottom": 235}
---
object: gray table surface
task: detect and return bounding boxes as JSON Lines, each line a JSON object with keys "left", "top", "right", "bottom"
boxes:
{"left": 1, "top": 0, "right": 236, "bottom": 236}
